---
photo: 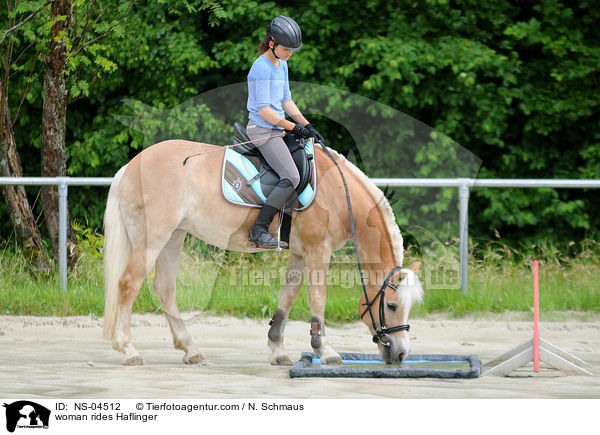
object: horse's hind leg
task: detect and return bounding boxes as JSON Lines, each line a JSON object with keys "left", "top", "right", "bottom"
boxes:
{"left": 153, "top": 230, "right": 203, "bottom": 365}
{"left": 113, "top": 233, "right": 174, "bottom": 365}
{"left": 268, "top": 251, "right": 306, "bottom": 366}
{"left": 113, "top": 247, "right": 153, "bottom": 366}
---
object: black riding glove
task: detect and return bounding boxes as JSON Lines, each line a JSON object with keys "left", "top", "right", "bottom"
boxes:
{"left": 305, "top": 123, "right": 324, "bottom": 143}
{"left": 291, "top": 123, "right": 310, "bottom": 139}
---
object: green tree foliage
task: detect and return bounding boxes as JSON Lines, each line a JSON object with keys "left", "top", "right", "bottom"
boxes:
{"left": 2, "top": 0, "right": 598, "bottom": 247}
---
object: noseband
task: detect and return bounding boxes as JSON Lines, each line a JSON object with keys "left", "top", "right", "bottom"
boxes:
{"left": 318, "top": 140, "right": 411, "bottom": 348}
{"left": 360, "top": 266, "right": 410, "bottom": 346}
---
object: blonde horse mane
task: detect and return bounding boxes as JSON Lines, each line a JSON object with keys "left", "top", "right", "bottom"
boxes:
{"left": 317, "top": 145, "right": 404, "bottom": 267}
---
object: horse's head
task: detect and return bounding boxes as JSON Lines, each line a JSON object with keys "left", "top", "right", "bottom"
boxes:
{"left": 359, "top": 262, "right": 423, "bottom": 364}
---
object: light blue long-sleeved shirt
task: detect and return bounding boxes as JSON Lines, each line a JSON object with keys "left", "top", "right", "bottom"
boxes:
{"left": 247, "top": 55, "right": 291, "bottom": 129}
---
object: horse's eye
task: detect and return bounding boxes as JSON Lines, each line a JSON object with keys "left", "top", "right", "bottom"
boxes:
{"left": 387, "top": 303, "right": 397, "bottom": 312}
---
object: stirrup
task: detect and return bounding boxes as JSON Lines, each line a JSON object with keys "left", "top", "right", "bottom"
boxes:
{"left": 248, "top": 205, "right": 289, "bottom": 251}
{"left": 249, "top": 229, "right": 288, "bottom": 250}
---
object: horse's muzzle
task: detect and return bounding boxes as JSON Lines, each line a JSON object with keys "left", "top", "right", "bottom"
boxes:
{"left": 381, "top": 346, "right": 408, "bottom": 365}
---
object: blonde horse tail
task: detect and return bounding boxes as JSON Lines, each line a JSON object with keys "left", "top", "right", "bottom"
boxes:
{"left": 103, "top": 165, "right": 131, "bottom": 340}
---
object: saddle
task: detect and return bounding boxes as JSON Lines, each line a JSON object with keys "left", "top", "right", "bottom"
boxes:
{"left": 221, "top": 122, "right": 317, "bottom": 211}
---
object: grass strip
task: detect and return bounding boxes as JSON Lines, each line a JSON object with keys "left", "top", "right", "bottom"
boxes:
{"left": 1, "top": 235, "right": 598, "bottom": 321}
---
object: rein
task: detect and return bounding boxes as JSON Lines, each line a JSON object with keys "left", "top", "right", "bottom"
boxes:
{"left": 317, "top": 140, "right": 410, "bottom": 347}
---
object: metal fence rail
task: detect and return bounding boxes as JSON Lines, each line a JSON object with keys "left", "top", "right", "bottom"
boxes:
{"left": 1, "top": 176, "right": 599, "bottom": 293}
{"left": 0, "top": 177, "right": 113, "bottom": 291}
{"left": 372, "top": 178, "right": 600, "bottom": 293}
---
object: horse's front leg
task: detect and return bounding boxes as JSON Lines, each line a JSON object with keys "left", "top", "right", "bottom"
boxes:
{"left": 268, "top": 251, "right": 306, "bottom": 366}
{"left": 305, "top": 240, "right": 342, "bottom": 365}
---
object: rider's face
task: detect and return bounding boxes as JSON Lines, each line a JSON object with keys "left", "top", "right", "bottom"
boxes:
{"left": 270, "top": 42, "right": 294, "bottom": 60}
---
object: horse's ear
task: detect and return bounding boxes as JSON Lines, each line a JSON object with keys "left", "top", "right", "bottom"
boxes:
{"left": 408, "top": 262, "right": 421, "bottom": 273}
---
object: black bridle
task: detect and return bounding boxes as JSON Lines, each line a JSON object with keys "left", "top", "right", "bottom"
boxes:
{"left": 318, "top": 140, "right": 411, "bottom": 347}
{"left": 360, "top": 266, "right": 410, "bottom": 346}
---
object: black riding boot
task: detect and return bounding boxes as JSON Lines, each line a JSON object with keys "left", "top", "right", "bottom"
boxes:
{"left": 248, "top": 179, "right": 296, "bottom": 249}
{"left": 248, "top": 204, "right": 283, "bottom": 249}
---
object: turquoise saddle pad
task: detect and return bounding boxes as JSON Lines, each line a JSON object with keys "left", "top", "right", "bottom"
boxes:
{"left": 221, "top": 138, "right": 317, "bottom": 211}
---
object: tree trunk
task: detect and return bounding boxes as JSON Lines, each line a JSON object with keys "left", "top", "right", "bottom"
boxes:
{"left": 41, "top": 0, "right": 72, "bottom": 257}
{"left": 0, "top": 83, "right": 51, "bottom": 272}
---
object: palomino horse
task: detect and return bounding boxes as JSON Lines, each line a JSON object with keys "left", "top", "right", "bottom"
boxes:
{"left": 103, "top": 139, "right": 424, "bottom": 366}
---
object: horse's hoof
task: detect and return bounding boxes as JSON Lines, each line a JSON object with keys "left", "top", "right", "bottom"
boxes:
{"left": 271, "top": 355, "right": 293, "bottom": 366}
{"left": 124, "top": 356, "right": 144, "bottom": 366}
{"left": 325, "top": 356, "right": 343, "bottom": 365}
{"left": 184, "top": 354, "right": 205, "bottom": 365}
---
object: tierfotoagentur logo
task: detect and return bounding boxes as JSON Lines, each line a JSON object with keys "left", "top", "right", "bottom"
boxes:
{"left": 229, "top": 265, "right": 456, "bottom": 288}
{"left": 3, "top": 401, "right": 50, "bottom": 432}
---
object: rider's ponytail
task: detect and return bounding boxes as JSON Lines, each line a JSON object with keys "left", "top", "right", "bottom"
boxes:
{"left": 257, "top": 35, "right": 272, "bottom": 54}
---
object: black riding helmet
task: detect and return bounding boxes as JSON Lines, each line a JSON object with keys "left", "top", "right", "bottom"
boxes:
{"left": 267, "top": 15, "right": 302, "bottom": 51}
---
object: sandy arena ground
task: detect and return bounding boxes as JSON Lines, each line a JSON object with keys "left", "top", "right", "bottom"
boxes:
{"left": 1, "top": 312, "right": 599, "bottom": 399}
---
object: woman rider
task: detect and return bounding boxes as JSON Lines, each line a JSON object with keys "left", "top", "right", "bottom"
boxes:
{"left": 246, "top": 15, "right": 324, "bottom": 249}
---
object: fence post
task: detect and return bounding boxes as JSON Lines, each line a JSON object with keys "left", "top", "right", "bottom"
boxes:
{"left": 58, "top": 178, "right": 68, "bottom": 292}
{"left": 458, "top": 179, "right": 470, "bottom": 295}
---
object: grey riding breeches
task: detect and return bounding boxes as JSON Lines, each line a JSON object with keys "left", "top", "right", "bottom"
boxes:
{"left": 246, "top": 121, "right": 300, "bottom": 189}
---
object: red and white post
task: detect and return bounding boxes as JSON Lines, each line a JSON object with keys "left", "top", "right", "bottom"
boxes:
{"left": 483, "top": 258, "right": 592, "bottom": 376}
